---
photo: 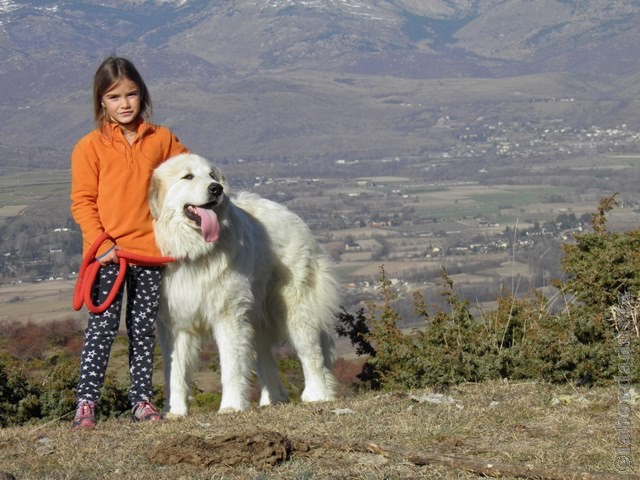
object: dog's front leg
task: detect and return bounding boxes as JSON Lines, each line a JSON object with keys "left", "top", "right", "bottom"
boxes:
{"left": 161, "top": 327, "right": 201, "bottom": 418}
{"left": 213, "top": 316, "right": 254, "bottom": 412}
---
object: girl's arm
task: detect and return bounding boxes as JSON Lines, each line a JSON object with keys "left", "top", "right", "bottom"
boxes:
{"left": 166, "top": 128, "right": 190, "bottom": 158}
{"left": 70, "top": 139, "right": 115, "bottom": 258}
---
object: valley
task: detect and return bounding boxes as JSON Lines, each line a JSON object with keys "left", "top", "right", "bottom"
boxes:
{"left": 2, "top": 120, "right": 640, "bottom": 325}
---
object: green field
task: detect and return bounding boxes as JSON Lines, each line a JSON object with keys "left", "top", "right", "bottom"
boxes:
{"left": 0, "top": 170, "right": 70, "bottom": 205}
{"left": 0, "top": 170, "right": 71, "bottom": 226}
{"left": 410, "top": 185, "right": 575, "bottom": 220}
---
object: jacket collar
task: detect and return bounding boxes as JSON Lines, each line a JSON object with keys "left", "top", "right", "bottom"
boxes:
{"left": 101, "top": 117, "right": 154, "bottom": 143}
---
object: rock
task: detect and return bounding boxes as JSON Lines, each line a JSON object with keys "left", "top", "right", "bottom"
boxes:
{"left": 36, "top": 437, "right": 55, "bottom": 456}
{"left": 410, "top": 393, "right": 459, "bottom": 405}
{"left": 331, "top": 408, "right": 355, "bottom": 415}
{"left": 551, "top": 394, "right": 587, "bottom": 406}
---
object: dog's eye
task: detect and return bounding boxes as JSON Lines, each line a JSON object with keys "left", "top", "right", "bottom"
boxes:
{"left": 182, "top": 174, "right": 194, "bottom": 180}
{"left": 209, "top": 172, "right": 218, "bottom": 181}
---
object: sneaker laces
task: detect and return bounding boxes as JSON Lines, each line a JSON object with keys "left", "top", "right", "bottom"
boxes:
{"left": 76, "top": 400, "right": 94, "bottom": 417}
{"left": 73, "top": 400, "right": 96, "bottom": 429}
{"left": 133, "top": 401, "right": 160, "bottom": 420}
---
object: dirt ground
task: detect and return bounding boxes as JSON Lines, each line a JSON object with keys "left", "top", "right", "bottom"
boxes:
{"left": 0, "top": 381, "right": 635, "bottom": 479}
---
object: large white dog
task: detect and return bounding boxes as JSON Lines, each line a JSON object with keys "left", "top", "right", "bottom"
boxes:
{"left": 149, "top": 153, "right": 339, "bottom": 415}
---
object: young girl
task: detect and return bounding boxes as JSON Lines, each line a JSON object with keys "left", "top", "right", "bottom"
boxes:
{"left": 70, "top": 56, "right": 189, "bottom": 429}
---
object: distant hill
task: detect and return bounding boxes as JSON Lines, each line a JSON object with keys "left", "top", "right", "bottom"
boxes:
{"left": 1, "top": 0, "right": 640, "bottom": 167}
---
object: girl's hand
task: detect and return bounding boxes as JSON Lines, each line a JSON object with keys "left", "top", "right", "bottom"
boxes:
{"left": 97, "top": 246, "right": 120, "bottom": 266}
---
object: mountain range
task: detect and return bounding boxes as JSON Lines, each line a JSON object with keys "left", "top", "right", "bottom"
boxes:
{"left": 1, "top": 0, "right": 640, "bottom": 169}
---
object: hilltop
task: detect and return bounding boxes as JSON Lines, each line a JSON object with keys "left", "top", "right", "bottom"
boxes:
{"left": 0, "top": 381, "right": 628, "bottom": 479}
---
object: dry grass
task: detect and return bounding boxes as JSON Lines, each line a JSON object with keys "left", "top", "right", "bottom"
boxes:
{"left": 0, "top": 381, "right": 634, "bottom": 479}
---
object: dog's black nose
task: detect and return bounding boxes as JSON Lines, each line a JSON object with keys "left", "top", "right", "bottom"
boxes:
{"left": 208, "top": 183, "right": 223, "bottom": 197}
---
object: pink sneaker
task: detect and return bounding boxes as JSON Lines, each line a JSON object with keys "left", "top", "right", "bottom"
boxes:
{"left": 131, "top": 401, "right": 161, "bottom": 422}
{"left": 72, "top": 400, "right": 96, "bottom": 430}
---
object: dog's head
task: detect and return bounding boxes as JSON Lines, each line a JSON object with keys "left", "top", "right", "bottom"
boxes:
{"left": 150, "top": 153, "right": 229, "bottom": 258}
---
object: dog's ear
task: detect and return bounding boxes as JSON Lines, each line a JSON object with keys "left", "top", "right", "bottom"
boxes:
{"left": 211, "top": 166, "right": 227, "bottom": 188}
{"left": 149, "top": 175, "right": 164, "bottom": 219}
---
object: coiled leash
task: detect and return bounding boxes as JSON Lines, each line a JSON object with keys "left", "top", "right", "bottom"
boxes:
{"left": 73, "top": 232, "right": 175, "bottom": 314}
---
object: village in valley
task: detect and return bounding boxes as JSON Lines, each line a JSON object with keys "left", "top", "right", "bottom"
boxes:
{"left": 3, "top": 116, "right": 639, "bottom": 324}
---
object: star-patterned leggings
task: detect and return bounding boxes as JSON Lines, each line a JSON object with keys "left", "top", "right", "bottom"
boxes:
{"left": 76, "top": 264, "right": 163, "bottom": 406}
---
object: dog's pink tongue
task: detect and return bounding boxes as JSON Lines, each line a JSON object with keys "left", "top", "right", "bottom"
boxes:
{"left": 195, "top": 207, "right": 220, "bottom": 242}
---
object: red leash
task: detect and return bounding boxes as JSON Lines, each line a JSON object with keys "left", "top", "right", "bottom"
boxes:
{"left": 73, "top": 232, "right": 175, "bottom": 314}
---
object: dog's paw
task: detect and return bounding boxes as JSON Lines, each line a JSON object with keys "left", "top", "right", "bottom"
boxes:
{"left": 259, "top": 389, "right": 289, "bottom": 407}
{"left": 217, "top": 407, "right": 241, "bottom": 414}
{"left": 164, "top": 411, "right": 187, "bottom": 420}
{"left": 259, "top": 398, "right": 289, "bottom": 408}
{"left": 301, "top": 389, "right": 335, "bottom": 403}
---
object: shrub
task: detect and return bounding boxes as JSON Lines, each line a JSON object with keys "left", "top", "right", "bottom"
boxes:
{"left": 1, "top": 321, "right": 50, "bottom": 361}
{"left": 44, "top": 317, "right": 83, "bottom": 348}
{"left": 191, "top": 391, "right": 221, "bottom": 413}
{"left": 560, "top": 195, "right": 640, "bottom": 313}
{"left": 1, "top": 318, "right": 84, "bottom": 361}
{"left": 0, "top": 363, "right": 42, "bottom": 426}
{"left": 483, "top": 290, "right": 619, "bottom": 384}
{"left": 336, "top": 307, "right": 381, "bottom": 388}
{"left": 39, "top": 358, "right": 81, "bottom": 421}
{"left": 338, "top": 244, "right": 639, "bottom": 391}
{"left": 332, "top": 357, "right": 365, "bottom": 387}
{"left": 338, "top": 266, "right": 496, "bottom": 390}
{"left": 38, "top": 357, "right": 136, "bottom": 422}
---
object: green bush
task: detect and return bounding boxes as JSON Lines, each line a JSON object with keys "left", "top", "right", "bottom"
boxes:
{"left": 338, "top": 267, "right": 496, "bottom": 390}
{"left": 0, "top": 363, "right": 42, "bottom": 426}
{"left": 191, "top": 391, "right": 221, "bottom": 413}
{"left": 561, "top": 195, "right": 640, "bottom": 312}
{"left": 337, "top": 197, "right": 640, "bottom": 390}
{"left": 0, "top": 344, "right": 166, "bottom": 426}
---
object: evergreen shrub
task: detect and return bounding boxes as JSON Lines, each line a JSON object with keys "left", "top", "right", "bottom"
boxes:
{"left": 337, "top": 196, "right": 640, "bottom": 390}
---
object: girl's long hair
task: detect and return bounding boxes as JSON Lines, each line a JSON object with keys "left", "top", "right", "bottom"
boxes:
{"left": 92, "top": 56, "right": 152, "bottom": 132}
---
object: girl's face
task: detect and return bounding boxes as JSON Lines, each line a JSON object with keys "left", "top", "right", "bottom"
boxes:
{"left": 101, "top": 78, "right": 141, "bottom": 127}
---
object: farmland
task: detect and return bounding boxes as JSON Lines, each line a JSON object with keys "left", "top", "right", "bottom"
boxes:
{"left": 3, "top": 145, "right": 640, "bottom": 325}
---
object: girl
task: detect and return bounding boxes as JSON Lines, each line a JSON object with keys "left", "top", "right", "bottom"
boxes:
{"left": 70, "top": 56, "right": 189, "bottom": 429}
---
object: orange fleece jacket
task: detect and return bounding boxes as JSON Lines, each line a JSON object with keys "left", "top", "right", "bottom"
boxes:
{"left": 70, "top": 120, "right": 189, "bottom": 258}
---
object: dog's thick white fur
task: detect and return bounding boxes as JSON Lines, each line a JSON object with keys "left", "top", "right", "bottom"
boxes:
{"left": 149, "top": 153, "right": 339, "bottom": 415}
